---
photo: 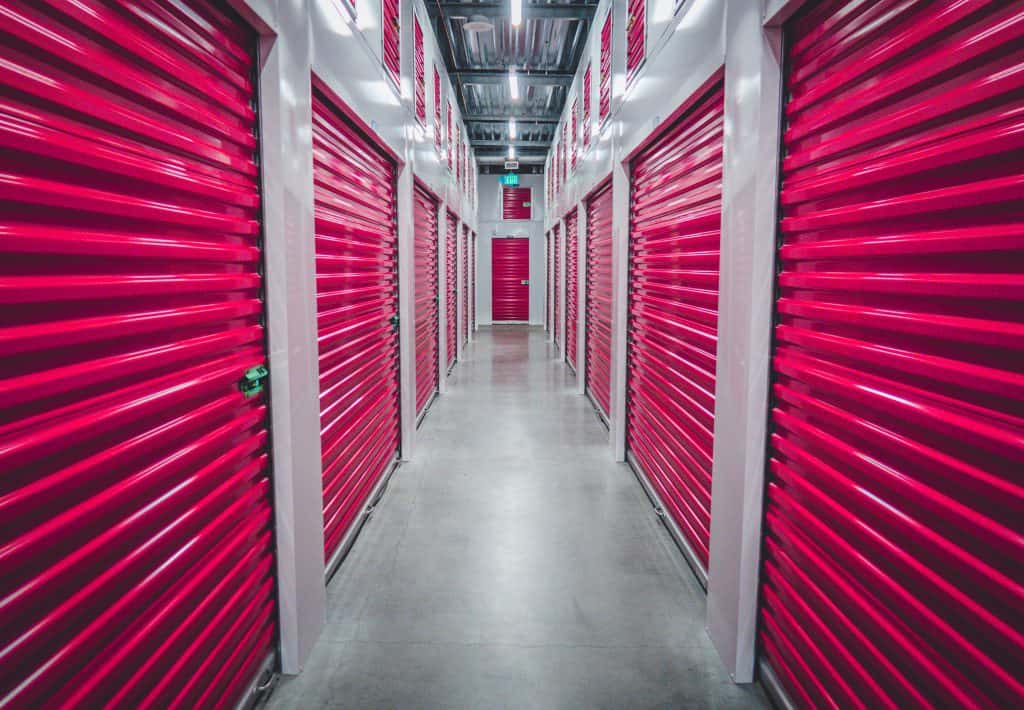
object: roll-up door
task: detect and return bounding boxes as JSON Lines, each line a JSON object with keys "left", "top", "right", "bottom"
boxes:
{"left": 381, "top": 0, "right": 399, "bottom": 87}
{"left": 445, "top": 211, "right": 458, "bottom": 370}
{"left": 626, "top": 0, "right": 646, "bottom": 82}
{"left": 545, "top": 231, "right": 552, "bottom": 331}
{"left": 0, "top": 2, "right": 276, "bottom": 705}
{"left": 502, "top": 186, "right": 532, "bottom": 220}
{"left": 553, "top": 224, "right": 561, "bottom": 353}
{"left": 565, "top": 209, "right": 579, "bottom": 372}
{"left": 586, "top": 179, "right": 613, "bottom": 419}
{"left": 627, "top": 83, "right": 724, "bottom": 571}
{"left": 434, "top": 65, "right": 442, "bottom": 152}
{"left": 312, "top": 89, "right": 400, "bottom": 564}
{"left": 462, "top": 225, "right": 469, "bottom": 347}
{"left": 583, "top": 63, "right": 592, "bottom": 149}
{"left": 413, "top": 182, "right": 439, "bottom": 416}
{"left": 413, "top": 16, "right": 425, "bottom": 125}
{"left": 491, "top": 238, "right": 530, "bottom": 322}
{"left": 760, "top": 3, "right": 1024, "bottom": 707}
{"left": 599, "top": 12, "right": 612, "bottom": 124}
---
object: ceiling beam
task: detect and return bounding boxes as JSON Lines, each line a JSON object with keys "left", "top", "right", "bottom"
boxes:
{"left": 470, "top": 139, "right": 551, "bottom": 148}
{"left": 426, "top": 2, "right": 598, "bottom": 21}
{"left": 452, "top": 69, "right": 573, "bottom": 86}
{"left": 463, "top": 114, "right": 559, "bottom": 124}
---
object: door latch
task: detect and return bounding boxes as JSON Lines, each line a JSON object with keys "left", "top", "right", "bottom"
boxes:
{"left": 520, "top": 279, "right": 529, "bottom": 285}
{"left": 389, "top": 314, "right": 400, "bottom": 332}
{"left": 239, "top": 364, "right": 269, "bottom": 398}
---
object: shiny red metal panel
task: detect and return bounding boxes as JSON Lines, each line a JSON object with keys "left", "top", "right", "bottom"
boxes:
{"left": 626, "top": 0, "right": 646, "bottom": 81}
{"left": 312, "top": 89, "right": 400, "bottom": 561}
{"left": 561, "top": 125, "right": 568, "bottom": 183}
{"left": 553, "top": 224, "right": 562, "bottom": 351}
{"left": 381, "top": 0, "right": 400, "bottom": 86}
{"left": 565, "top": 209, "right": 579, "bottom": 370}
{"left": 571, "top": 99, "right": 578, "bottom": 171}
{"left": 462, "top": 225, "right": 469, "bottom": 346}
{"left": 599, "top": 13, "right": 611, "bottom": 124}
{"left": 446, "top": 210, "right": 458, "bottom": 368}
{"left": 434, "top": 65, "right": 442, "bottom": 151}
{"left": 586, "top": 180, "right": 613, "bottom": 418}
{"left": 414, "top": 17, "right": 425, "bottom": 125}
{"left": 583, "top": 63, "right": 592, "bottom": 148}
{"left": 0, "top": 1, "right": 275, "bottom": 705}
{"left": 502, "top": 187, "right": 532, "bottom": 220}
{"left": 627, "top": 83, "right": 724, "bottom": 569}
{"left": 413, "top": 183, "right": 439, "bottom": 415}
{"left": 761, "top": 3, "right": 1024, "bottom": 707}
{"left": 491, "top": 238, "right": 530, "bottom": 321}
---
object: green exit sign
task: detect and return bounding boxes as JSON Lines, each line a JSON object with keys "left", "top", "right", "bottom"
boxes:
{"left": 499, "top": 173, "right": 519, "bottom": 186}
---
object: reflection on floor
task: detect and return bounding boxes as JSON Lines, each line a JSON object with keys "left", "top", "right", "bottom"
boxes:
{"left": 266, "top": 326, "right": 768, "bottom": 709}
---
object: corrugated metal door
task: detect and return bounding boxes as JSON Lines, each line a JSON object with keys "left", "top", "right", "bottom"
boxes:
{"left": 313, "top": 89, "right": 400, "bottom": 563}
{"left": 413, "top": 183, "right": 438, "bottom": 416}
{"left": 565, "top": 209, "right": 579, "bottom": 372}
{"left": 626, "top": 0, "right": 645, "bottom": 82}
{"left": 760, "top": 3, "right": 1024, "bottom": 707}
{"left": 434, "top": 65, "right": 442, "bottom": 152}
{"left": 586, "top": 180, "right": 613, "bottom": 419}
{"left": 502, "top": 186, "right": 532, "bottom": 220}
{"left": 627, "top": 83, "right": 724, "bottom": 571}
{"left": 491, "top": 238, "right": 530, "bottom": 322}
{"left": 462, "top": 225, "right": 469, "bottom": 347}
{"left": 413, "top": 16, "right": 425, "bottom": 125}
{"left": 445, "top": 210, "right": 457, "bottom": 370}
{"left": 553, "top": 224, "right": 561, "bottom": 353}
{"left": 381, "top": 0, "right": 399, "bottom": 87}
{"left": 545, "top": 231, "right": 552, "bottom": 331}
{"left": 599, "top": 12, "right": 612, "bottom": 124}
{"left": 0, "top": 2, "right": 276, "bottom": 705}
{"left": 583, "top": 63, "right": 592, "bottom": 149}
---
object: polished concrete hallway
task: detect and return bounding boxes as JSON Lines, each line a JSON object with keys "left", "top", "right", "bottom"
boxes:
{"left": 267, "top": 327, "right": 768, "bottom": 709}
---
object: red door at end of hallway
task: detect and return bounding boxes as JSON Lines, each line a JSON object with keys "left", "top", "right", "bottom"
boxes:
{"left": 565, "top": 209, "right": 579, "bottom": 371}
{"left": 760, "top": 2, "right": 1024, "bottom": 707}
{"left": 491, "top": 238, "right": 530, "bottom": 321}
{"left": 413, "top": 183, "right": 439, "bottom": 416}
{"left": 313, "top": 89, "right": 400, "bottom": 563}
{"left": 445, "top": 211, "right": 458, "bottom": 370}
{"left": 627, "top": 82, "right": 725, "bottom": 572}
{"left": 0, "top": 2, "right": 275, "bottom": 705}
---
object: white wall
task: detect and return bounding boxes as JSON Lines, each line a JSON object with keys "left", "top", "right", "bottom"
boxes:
{"left": 475, "top": 174, "right": 547, "bottom": 325}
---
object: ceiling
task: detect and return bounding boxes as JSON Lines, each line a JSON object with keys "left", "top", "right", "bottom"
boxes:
{"left": 427, "top": 1, "right": 599, "bottom": 165}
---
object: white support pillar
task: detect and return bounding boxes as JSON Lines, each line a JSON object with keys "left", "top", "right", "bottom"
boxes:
{"left": 249, "top": 2, "right": 326, "bottom": 675}
{"left": 456, "top": 218, "right": 465, "bottom": 362}
{"left": 609, "top": 161, "right": 630, "bottom": 461}
{"left": 396, "top": 163, "right": 416, "bottom": 460}
{"left": 706, "top": 0, "right": 785, "bottom": 684}
{"left": 575, "top": 201, "right": 588, "bottom": 395}
{"left": 437, "top": 202, "right": 450, "bottom": 394}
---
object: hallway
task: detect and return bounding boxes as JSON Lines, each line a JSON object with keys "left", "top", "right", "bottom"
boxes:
{"left": 267, "top": 327, "right": 767, "bottom": 709}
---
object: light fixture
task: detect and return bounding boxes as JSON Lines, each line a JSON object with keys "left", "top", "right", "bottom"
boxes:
{"left": 508, "top": 118, "right": 517, "bottom": 139}
{"left": 508, "top": 68, "right": 519, "bottom": 100}
{"left": 511, "top": 0, "right": 522, "bottom": 26}
{"left": 508, "top": 145, "right": 516, "bottom": 159}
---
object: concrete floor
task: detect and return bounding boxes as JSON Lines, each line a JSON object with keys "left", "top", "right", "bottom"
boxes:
{"left": 266, "top": 326, "right": 768, "bottom": 709}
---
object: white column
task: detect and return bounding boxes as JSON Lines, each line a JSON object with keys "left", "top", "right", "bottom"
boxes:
{"left": 456, "top": 219, "right": 465, "bottom": 362}
{"left": 706, "top": 0, "right": 785, "bottom": 684}
{"left": 396, "top": 164, "right": 416, "bottom": 459}
{"left": 250, "top": 2, "right": 326, "bottom": 674}
{"left": 437, "top": 202, "right": 449, "bottom": 394}
{"left": 609, "top": 162, "right": 630, "bottom": 461}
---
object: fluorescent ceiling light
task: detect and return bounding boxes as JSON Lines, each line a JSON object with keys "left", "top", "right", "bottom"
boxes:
{"left": 511, "top": 0, "right": 522, "bottom": 26}
{"left": 509, "top": 69, "right": 519, "bottom": 100}
{"left": 509, "top": 118, "right": 517, "bottom": 138}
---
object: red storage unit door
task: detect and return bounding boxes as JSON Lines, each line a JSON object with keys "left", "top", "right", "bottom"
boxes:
{"left": 502, "top": 186, "right": 532, "bottom": 220}
{"left": 760, "top": 3, "right": 1024, "bottom": 707}
{"left": 434, "top": 65, "right": 442, "bottom": 151}
{"left": 445, "top": 211, "right": 458, "bottom": 369}
{"left": 413, "top": 183, "right": 439, "bottom": 416}
{"left": 586, "top": 180, "right": 614, "bottom": 418}
{"left": 491, "top": 238, "right": 530, "bottom": 321}
{"left": 627, "top": 83, "right": 724, "bottom": 570}
{"left": 553, "top": 224, "right": 561, "bottom": 352}
{"left": 313, "top": 89, "right": 400, "bottom": 562}
{"left": 413, "top": 16, "right": 425, "bottom": 125}
{"left": 626, "top": 0, "right": 646, "bottom": 81}
{"left": 462, "top": 226, "right": 469, "bottom": 346}
{"left": 381, "top": 0, "right": 399, "bottom": 86}
{"left": 565, "top": 209, "right": 579, "bottom": 371}
{"left": 0, "top": 2, "right": 276, "bottom": 706}
{"left": 599, "top": 12, "right": 612, "bottom": 123}
{"left": 545, "top": 231, "right": 552, "bottom": 330}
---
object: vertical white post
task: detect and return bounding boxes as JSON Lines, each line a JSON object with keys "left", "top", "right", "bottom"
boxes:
{"left": 456, "top": 218, "right": 465, "bottom": 362}
{"left": 609, "top": 161, "right": 630, "bottom": 461}
{"left": 706, "top": 0, "right": 785, "bottom": 684}
{"left": 255, "top": 10, "right": 326, "bottom": 674}
{"left": 397, "top": 164, "right": 416, "bottom": 459}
